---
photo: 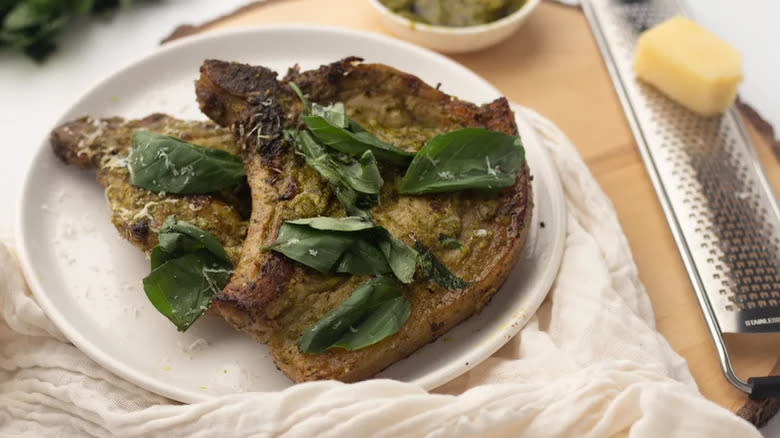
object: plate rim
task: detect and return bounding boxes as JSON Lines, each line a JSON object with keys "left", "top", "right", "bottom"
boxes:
{"left": 14, "top": 24, "right": 566, "bottom": 403}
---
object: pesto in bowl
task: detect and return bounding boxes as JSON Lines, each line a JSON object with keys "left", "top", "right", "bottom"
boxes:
{"left": 380, "top": 0, "right": 528, "bottom": 27}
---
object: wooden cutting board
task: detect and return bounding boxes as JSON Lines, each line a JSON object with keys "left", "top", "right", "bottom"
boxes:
{"left": 168, "top": 0, "right": 780, "bottom": 424}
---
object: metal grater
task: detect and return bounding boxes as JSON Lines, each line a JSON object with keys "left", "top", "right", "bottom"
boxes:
{"left": 583, "top": 0, "right": 780, "bottom": 397}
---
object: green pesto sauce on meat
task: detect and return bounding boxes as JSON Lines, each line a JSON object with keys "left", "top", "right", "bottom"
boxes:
{"left": 380, "top": 0, "right": 528, "bottom": 27}
{"left": 86, "top": 116, "right": 248, "bottom": 265}
{"left": 269, "top": 89, "right": 509, "bottom": 338}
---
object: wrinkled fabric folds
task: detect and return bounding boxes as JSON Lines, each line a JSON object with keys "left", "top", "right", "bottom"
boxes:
{"left": 0, "top": 108, "right": 758, "bottom": 437}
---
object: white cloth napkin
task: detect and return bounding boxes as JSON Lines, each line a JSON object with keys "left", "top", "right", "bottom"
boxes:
{"left": 0, "top": 108, "right": 759, "bottom": 437}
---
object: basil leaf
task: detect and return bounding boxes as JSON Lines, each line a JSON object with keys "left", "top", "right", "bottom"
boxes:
{"left": 439, "top": 234, "right": 463, "bottom": 249}
{"left": 268, "top": 222, "right": 362, "bottom": 274}
{"left": 338, "top": 149, "right": 383, "bottom": 195}
{"left": 304, "top": 115, "right": 415, "bottom": 166}
{"left": 288, "top": 81, "right": 414, "bottom": 166}
{"left": 298, "top": 276, "right": 410, "bottom": 354}
{"left": 155, "top": 215, "right": 231, "bottom": 264}
{"left": 286, "top": 129, "right": 380, "bottom": 217}
{"left": 378, "top": 231, "right": 418, "bottom": 284}
{"left": 288, "top": 81, "right": 311, "bottom": 114}
{"left": 287, "top": 216, "right": 376, "bottom": 232}
{"left": 399, "top": 128, "right": 525, "bottom": 195}
{"left": 415, "top": 241, "right": 470, "bottom": 290}
{"left": 142, "top": 216, "right": 233, "bottom": 331}
{"left": 128, "top": 130, "right": 246, "bottom": 195}
{"left": 337, "top": 239, "right": 392, "bottom": 276}
{"left": 4, "top": 0, "right": 56, "bottom": 30}
{"left": 143, "top": 252, "right": 231, "bottom": 331}
{"left": 268, "top": 217, "right": 417, "bottom": 283}
{"left": 289, "top": 81, "right": 347, "bottom": 128}
{"left": 312, "top": 102, "right": 348, "bottom": 129}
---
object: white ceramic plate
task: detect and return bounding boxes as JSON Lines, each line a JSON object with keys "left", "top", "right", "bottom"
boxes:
{"left": 15, "top": 25, "right": 566, "bottom": 403}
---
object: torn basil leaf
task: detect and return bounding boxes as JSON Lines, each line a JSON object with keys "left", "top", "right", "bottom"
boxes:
{"left": 439, "top": 234, "right": 463, "bottom": 249}
{"left": 143, "top": 216, "right": 233, "bottom": 331}
{"left": 415, "top": 241, "right": 470, "bottom": 290}
{"left": 399, "top": 128, "right": 525, "bottom": 195}
{"left": 292, "top": 129, "right": 383, "bottom": 196}
{"left": 153, "top": 217, "right": 231, "bottom": 263}
{"left": 312, "top": 102, "right": 349, "bottom": 129}
{"left": 285, "top": 129, "right": 381, "bottom": 218}
{"left": 335, "top": 149, "right": 384, "bottom": 195}
{"left": 128, "top": 130, "right": 246, "bottom": 195}
{"left": 290, "top": 81, "right": 348, "bottom": 128}
{"left": 287, "top": 216, "right": 376, "bottom": 232}
{"left": 267, "top": 217, "right": 417, "bottom": 284}
{"left": 288, "top": 81, "right": 415, "bottom": 166}
{"left": 288, "top": 81, "right": 311, "bottom": 114}
{"left": 303, "top": 116, "right": 415, "bottom": 166}
{"left": 270, "top": 217, "right": 468, "bottom": 289}
{"left": 379, "top": 233, "right": 419, "bottom": 285}
{"left": 298, "top": 276, "right": 410, "bottom": 354}
{"left": 268, "top": 221, "right": 371, "bottom": 274}
{"left": 338, "top": 239, "right": 394, "bottom": 277}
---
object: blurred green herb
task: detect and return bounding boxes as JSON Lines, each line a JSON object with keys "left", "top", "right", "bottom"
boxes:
{"left": 1, "top": 0, "right": 149, "bottom": 61}
{"left": 415, "top": 241, "right": 469, "bottom": 290}
{"left": 438, "top": 234, "right": 463, "bottom": 250}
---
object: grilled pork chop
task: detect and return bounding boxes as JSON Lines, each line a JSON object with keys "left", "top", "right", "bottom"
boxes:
{"left": 50, "top": 114, "right": 248, "bottom": 264}
{"left": 196, "top": 58, "right": 533, "bottom": 382}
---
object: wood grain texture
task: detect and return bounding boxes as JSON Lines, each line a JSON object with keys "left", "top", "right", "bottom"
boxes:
{"left": 738, "top": 359, "right": 780, "bottom": 427}
{"left": 168, "top": 0, "right": 779, "bottom": 420}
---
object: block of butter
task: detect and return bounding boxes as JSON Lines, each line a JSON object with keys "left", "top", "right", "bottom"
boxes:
{"left": 633, "top": 16, "right": 743, "bottom": 116}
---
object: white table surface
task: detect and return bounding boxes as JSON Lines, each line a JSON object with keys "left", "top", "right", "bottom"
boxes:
{"left": 1, "top": 0, "right": 778, "bottom": 434}
{"left": 0, "top": 0, "right": 249, "bottom": 240}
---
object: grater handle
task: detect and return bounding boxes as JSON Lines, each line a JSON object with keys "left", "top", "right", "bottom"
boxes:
{"left": 748, "top": 376, "right": 780, "bottom": 399}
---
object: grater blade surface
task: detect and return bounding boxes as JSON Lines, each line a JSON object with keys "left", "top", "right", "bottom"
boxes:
{"left": 584, "top": 0, "right": 780, "bottom": 334}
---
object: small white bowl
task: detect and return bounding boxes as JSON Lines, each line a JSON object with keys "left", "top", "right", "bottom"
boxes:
{"left": 368, "top": 0, "right": 541, "bottom": 54}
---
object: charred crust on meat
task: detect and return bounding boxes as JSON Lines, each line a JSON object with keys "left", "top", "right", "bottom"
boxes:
{"left": 187, "top": 195, "right": 208, "bottom": 210}
{"left": 429, "top": 200, "right": 445, "bottom": 213}
{"left": 282, "top": 57, "right": 363, "bottom": 103}
{"left": 50, "top": 117, "right": 105, "bottom": 169}
{"left": 259, "top": 253, "right": 295, "bottom": 295}
{"left": 482, "top": 98, "right": 517, "bottom": 134}
{"left": 199, "top": 60, "right": 281, "bottom": 97}
{"left": 140, "top": 113, "right": 167, "bottom": 125}
{"left": 247, "top": 101, "right": 287, "bottom": 166}
{"left": 196, "top": 59, "right": 291, "bottom": 166}
{"left": 128, "top": 219, "right": 150, "bottom": 242}
{"left": 218, "top": 253, "right": 294, "bottom": 310}
{"left": 264, "top": 174, "right": 281, "bottom": 186}
{"left": 277, "top": 180, "right": 298, "bottom": 201}
{"left": 404, "top": 76, "right": 421, "bottom": 92}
